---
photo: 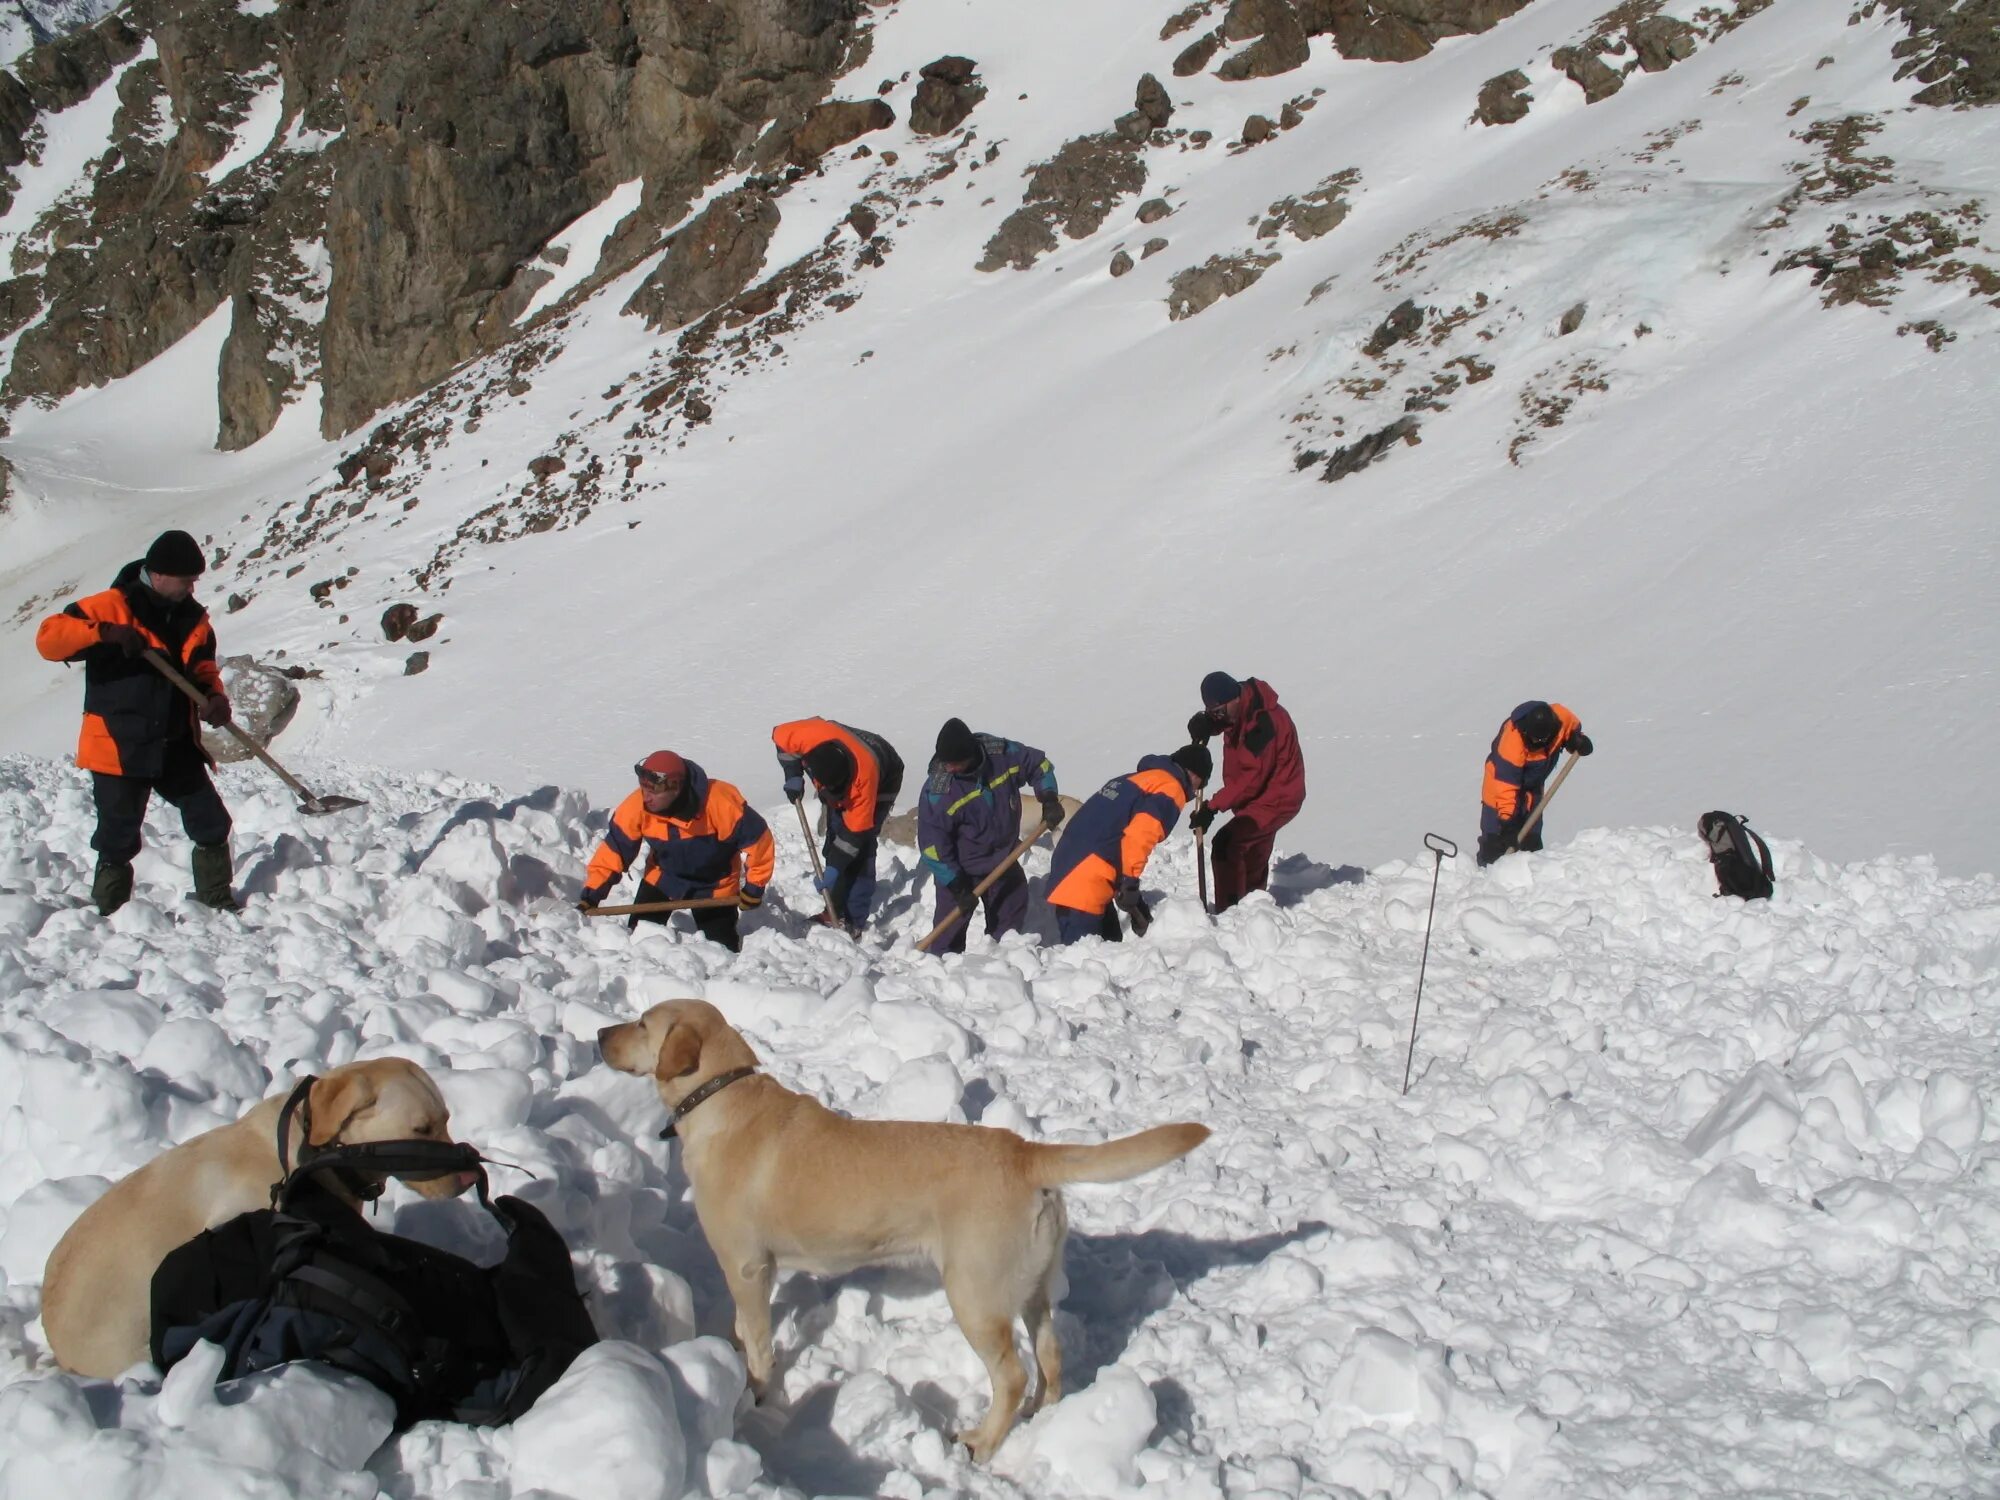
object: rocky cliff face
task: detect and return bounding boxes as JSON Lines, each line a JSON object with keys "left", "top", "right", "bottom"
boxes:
{"left": 0, "top": 0, "right": 857, "bottom": 445}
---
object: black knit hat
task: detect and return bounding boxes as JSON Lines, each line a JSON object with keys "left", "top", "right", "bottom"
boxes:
{"left": 144, "top": 529, "right": 206, "bottom": 576}
{"left": 1516, "top": 702, "right": 1560, "bottom": 750}
{"left": 1170, "top": 743, "right": 1213, "bottom": 785}
{"left": 935, "top": 717, "right": 980, "bottom": 766}
{"left": 803, "top": 741, "right": 855, "bottom": 791}
{"left": 1200, "top": 672, "right": 1241, "bottom": 709}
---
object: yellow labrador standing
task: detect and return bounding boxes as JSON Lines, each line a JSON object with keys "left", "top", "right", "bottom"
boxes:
{"left": 42, "top": 1057, "right": 476, "bottom": 1379}
{"left": 600, "top": 999, "right": 1208, "bottom": 1461}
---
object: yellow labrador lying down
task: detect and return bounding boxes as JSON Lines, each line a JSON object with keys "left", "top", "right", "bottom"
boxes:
{"left": 600, "top": 999, "right": 1209, "bottom": 1461}
{"left": 42, "top": 1057, "right": 477, "bottom": 1379}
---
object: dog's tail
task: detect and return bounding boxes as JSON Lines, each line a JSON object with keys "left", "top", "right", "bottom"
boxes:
{"left": 1026, "top": 1123, "right": 1210, "bottom": 1187}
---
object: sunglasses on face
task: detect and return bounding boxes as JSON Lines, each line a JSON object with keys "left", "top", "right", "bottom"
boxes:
{"left": 635, "top": 765, "right": 682, "bottom": 790}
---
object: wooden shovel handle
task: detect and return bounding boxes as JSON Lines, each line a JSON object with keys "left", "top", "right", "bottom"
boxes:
{"left": 585, "top": 896, "right": 740, "bottom": 917}
{"left": 142, "top": 647, "right": 318, "bottom": 804}
{"left": 915, "top": 821, "right": 1050, "bottom": 953}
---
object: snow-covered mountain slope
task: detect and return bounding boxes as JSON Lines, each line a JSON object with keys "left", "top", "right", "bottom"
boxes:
{"left": 0, "top": 0, "right": 119, "bottom": 68}
{"left": 1, "top": 1, "right": 1995, "bottom": 874}
{"left": 0, "top": 755, "right": 1996, "bottom": 1498}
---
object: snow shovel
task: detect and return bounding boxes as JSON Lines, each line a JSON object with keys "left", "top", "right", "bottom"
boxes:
{"left": 143, "top": 648, "right": 365, "bottom": 815}
{"left": 1512, "top": 750, "right": 1581, "bottom": 849}
{"left": 1401, "top": 832, "right": 1456, "bottom": 1096}
{"left": 792, "top": 798, "right": 844, "bottom": 931}
{"left": 1193, "top": 790, "right": 1211, "bottom": 915}
{"left": 914, "top": 819, "right": 1050, "bottom": 953}
{"left": 584, "top": 896, "right": 739, "bottom": 918}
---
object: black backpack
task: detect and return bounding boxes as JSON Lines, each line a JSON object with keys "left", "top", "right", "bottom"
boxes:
{"left": 150, "top": 1105, "right": 596, "bottom": 1428}
{"left": 1698, "top": 811, "right": 1775, "bottom": 901}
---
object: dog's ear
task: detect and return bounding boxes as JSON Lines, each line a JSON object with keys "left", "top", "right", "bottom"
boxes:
{"left": 654, "top": 1022, "right": 703, "bottom": 1082}
{"left": 309, "top": 1069, "right": 378, "bottom": 1145}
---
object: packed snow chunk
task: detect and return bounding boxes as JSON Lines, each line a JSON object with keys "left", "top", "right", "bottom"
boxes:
{"left": 138, "top": 1018, "right": 267, "bottom": 1103}
{"left": 865, "top": 998, "right": 975, "bottom": 1064}
{"left": 1458, "top": 906, "right": 1563, "bottom": 963}
{"left": 427, "top": 967, "right": 504, "bottom": 1016}
{"left": 506, "top": 1341, "right": 692, "bottom": 1500}
{"left": 1920, "top": 1071, "right": 1985, "bottom": 1152}
{"left": 1684, "top": 1062, "right": 1801, "bottom": 1162}
{"left": 0, "top": 893, "right": 54, "bottom": 941}
{"left": 0, "top": 1174, "right": 108, "bottom": 1283}
{"left": 434, "top": 1065, "right": 535, "bottom": 1135}
{"left": 1326, "top": 1327, "right": 1434, "bottom": 1420}
{"left": 699, "top": 976, "right": 826, "bottom": 1030}
{"left": 18, "top": 1049, "right": 151, "bottom": 1173}
{"left": 875, "top": 1054, "right": 966, "bottom": 1121}
{"left": 1676, "top": 1163, "right": 1793, "bottom": 1249}
{"left": 1812, "top": 1178, "right": 1923, "bottom": 1241}
{"left": 148, "top": 1342, "right": 395, "bottom": 1493}
{"left": 1028, "top": 1365, "right": 1157, "bottom": 1493}
{"left": 660, "top": 1336, "right": 746, "bottom": 1452}
{"left": 39, "top": 988, "right": 167, "bottom": 1060}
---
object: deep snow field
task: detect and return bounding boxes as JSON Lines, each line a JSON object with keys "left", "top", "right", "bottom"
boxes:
{"left": 1, "top": 753, "right": 1997, "bottom": 1499}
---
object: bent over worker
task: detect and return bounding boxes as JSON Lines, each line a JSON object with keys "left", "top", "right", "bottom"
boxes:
{"left": 579, "top": 751, "right": 775, "bottom": 952}
{"left": 1478, "top": 700, "right": 1593, "bottom": 866}
{"left": 917, "top": 717, "right": 1065, "bottom": 953}
{"left": 1185, "top": 671, "right": 1306, "bottom": 911}
{"left": 772, "top": 717, "right": 904, "bottom": 934}
{"left": 1046, "top": 744, "right": 1210, "bottom": 944}
{"left": 36, "top": 529, "right": 237, "bottom": 915}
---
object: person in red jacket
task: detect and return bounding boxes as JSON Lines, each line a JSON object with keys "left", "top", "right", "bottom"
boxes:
{"left": 36, "top": 530, "right": 236, "bottom": 915}
{"left": 1185, "top": 672, "right": 1306, "bottom": 911}
{"left": 772, "top": 717, "right": 903, "bottom": 934}
{"left": 579, "top": 751, "right": 776, "bottom": 952}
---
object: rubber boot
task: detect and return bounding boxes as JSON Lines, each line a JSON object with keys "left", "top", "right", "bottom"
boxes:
{"left": 92, "top": 859, "right": 134, "bottom": 917}
{"left": 191, "top": 842, "right": 240, "bottom": 912}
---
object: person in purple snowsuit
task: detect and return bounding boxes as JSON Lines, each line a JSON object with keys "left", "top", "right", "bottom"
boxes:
{"left": 917, "top": 718, "right": 1066, "bottom": 953}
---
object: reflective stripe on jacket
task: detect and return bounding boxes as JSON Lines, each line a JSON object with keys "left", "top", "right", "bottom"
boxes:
{"left": 916, "top": 731, "right": 1056, "bottom": 885}
{"left": 1045, "top": 757, "right": 1192, "bottom": 915}
{"left": 583, "top": 764, "right": 776, "bottom": 902}
{"left": 35, "top": 559, "right": 225, "bottom": 778}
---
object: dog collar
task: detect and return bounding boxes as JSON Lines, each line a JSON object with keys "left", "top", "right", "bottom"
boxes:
{"left": 659, "top": 1066, "right": 757, "bottom": 1139}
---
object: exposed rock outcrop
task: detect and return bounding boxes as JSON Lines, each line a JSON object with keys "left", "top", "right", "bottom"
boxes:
{"left": 909, "top": 55, "right": 984, "bottom": 136}
{"left": 1475, "top": 68, "right": 1532, "bottom": 126}
{"left": 624, "top": 188, "right": 781, "bottom": 333}
{"left": 977, "top": 133, "right": 1147, "bottom": 272}
{"left": 1166, "top": 251, "right": 1280, "bottom": 320}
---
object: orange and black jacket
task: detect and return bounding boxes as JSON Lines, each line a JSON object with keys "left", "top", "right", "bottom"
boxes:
{"left": 582, "top": 763, "right": 775, "bottom": 904}
{"left": 771, "top": 718, "right": 902, "bottom": 840}
{"left": 36, "top": 559, "right": 226, "bottom": 779}
{"left": 1480, "top": 701, "right": 1582, "bottom": 835}
{"left": 1046, "top": 756, "right": 1195, "bottom": 916}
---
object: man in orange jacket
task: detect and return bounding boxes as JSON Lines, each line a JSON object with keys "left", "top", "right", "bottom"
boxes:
{"left": 1478, "top": 700, "right": 1593, "bottom": 866}
{"left": 1046, "top": 744, "right": 1210, "bottom": 943}
{"left": 579, "top": 751, "right": 776, "bottom": 952}
{"left": 772, "top": 717, "right": 903, "bottom": 934}
{"left": 36, "top": 530, "right": 236, "bottom": 915}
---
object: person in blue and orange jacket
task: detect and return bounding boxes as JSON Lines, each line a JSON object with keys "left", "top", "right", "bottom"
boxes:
{"left": 36, "top": 530, "right": 237, "bottom": 916}
{"left": 772, "top": 717, "right": 904, "bottom": 934}
{"left": 1478, "top": 700, "right": 1593, "bottom": 866}
{"left": 578, "top": 751, "right": 776, "bottom": 952}
{"left": 917, "top": 717, "right": 1065, "bottom": 953}
{"left": 1046, "top": 744, "right": 1211, "bottom": 944}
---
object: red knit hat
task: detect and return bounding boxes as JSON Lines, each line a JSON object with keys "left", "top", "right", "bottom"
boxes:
{"left": 637, "top": 750, "right": 686, "bottom": 782}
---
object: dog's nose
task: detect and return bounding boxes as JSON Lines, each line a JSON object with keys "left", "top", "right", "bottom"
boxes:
{"left": 596, "top": 1026, "right": 614, "bottom": 1050}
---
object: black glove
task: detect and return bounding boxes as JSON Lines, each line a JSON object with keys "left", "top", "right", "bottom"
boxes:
{"left": 576, "top": 889, "right": 604, "bottom": 912}
{"left": 1114, "top": 880, "right": 1152, "bottom": 935}
{"left": 1038, "top": 795, "right": 1066, "bottom": 832}
{"left": 1186, "top": 805, "right": 1216, "bottom": 835}
{"left": 947, "top": 873, "right": 978, "bottom": 916}
{"left": 737, "top": 884, "right": 763, "bottom": 910}
{"left": 1186, "top": 710, "right": 1217, "bottom": 746}
{"left": 99, "top": 621, "right": 146, "bottom": 657}
{"left": 1568, "top": 731, "right": 1594, "bottom": 757}
{"left": 783, "top": 776, "right": 805, "bottom": 804}
{"left": 1476, "top": 832, "right": 1510, "bottom": 868}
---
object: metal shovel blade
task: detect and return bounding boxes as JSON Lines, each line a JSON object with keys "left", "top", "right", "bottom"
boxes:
{"left": 301, "top": 794, "right": 368, "bottom": 816}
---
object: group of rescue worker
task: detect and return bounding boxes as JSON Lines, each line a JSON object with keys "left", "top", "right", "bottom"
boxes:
{"left": 37, "top": 531, "right": 1594, "bottom": 941}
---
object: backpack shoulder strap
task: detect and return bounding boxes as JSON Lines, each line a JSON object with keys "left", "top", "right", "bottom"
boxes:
{"left": 1738, "top": 815, "right": 1775, "bottom": 882}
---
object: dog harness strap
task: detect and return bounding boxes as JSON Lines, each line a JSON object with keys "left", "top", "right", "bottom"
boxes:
{"left": 273, "top": 1076, "right": 320, "bottom": 1204}
{"left": 659, "top": 1067, "right": 758, "bottom": 1139}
